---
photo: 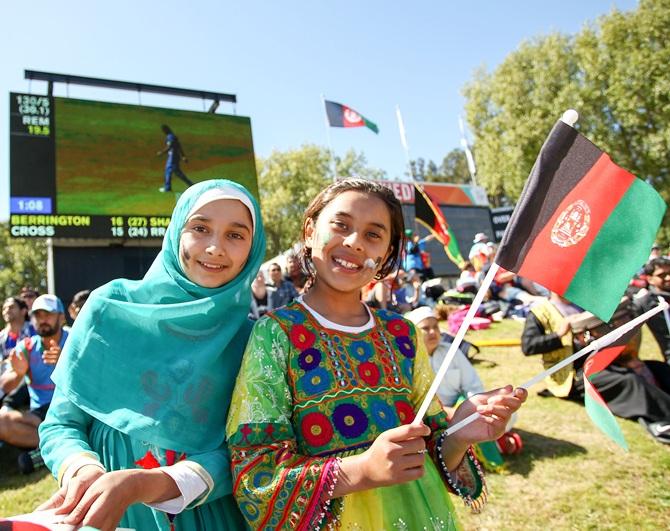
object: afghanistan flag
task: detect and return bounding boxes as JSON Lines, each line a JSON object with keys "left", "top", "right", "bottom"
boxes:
{"left": 324, "top": 100, "right": 379, "bottom": 134}
{"left": 414, "top": 183, "right": 465, "bottom": 267}
{"left": 573, "top": 304, "right": 642, "bottom": 449}
{"left": 583, "top": 344, "right": 628, "bottom": 449}
{"left": 496, "top": 120, "right": 666, "bottom": 321}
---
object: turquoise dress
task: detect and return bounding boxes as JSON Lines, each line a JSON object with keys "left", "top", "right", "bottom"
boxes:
{"left": 40, "top": 389, "right": 245, "bottom": 530}
{"left": 38, "top": 180, "right": 266, "bottom": 531}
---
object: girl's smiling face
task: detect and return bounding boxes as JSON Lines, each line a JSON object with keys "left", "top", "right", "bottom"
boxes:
{"left": 305, "top": 190, "right": 392, "bottom": 293}
{"left": 179, "top": 198, "right": 253, "bottom": 288}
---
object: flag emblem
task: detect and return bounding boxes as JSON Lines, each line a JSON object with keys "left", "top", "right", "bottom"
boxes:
{"left": 343, "top": 109, "right": 363, "bottom": 126}
{"left": 551, "top": 200, "right": 591, "bottom": 248}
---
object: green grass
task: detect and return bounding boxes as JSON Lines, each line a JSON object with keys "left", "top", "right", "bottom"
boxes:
{"left": 453, "top": 320, "right": 670, "bottom": 530}
{"left": 2, "top": 320, "right": 669, "bottom": 528}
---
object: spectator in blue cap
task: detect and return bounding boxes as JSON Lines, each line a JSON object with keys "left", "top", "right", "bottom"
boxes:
{"left": 0, "top": 294, "right": 68, "bottom": 454}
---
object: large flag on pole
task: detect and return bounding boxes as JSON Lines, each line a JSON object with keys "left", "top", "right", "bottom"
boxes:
{"left": 324, "top": 100, "right": 378, "bottom": 134}
{"left": 495, "top": 119, "right": 666, "bottom": 321}
{"left": 414, "top": 183, "right": 465, "bottom": 267}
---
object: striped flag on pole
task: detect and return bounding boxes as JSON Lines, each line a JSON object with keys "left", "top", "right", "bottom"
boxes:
{"left": 414, "top": 184, "right": 465, "bottom": 267}
{"left": 495, "top": 119, "right": 666, "bottom": 321}
{"left": 324, "top": 100, "right": 378, "bottom": 134}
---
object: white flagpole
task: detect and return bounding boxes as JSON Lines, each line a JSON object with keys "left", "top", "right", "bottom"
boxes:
{"left": 443, "top": 299, "right": 669, "bottom": 436}
{"left": 458, "top": 116, "right": 478, "bottom": 186}
{"left": 321, "top": 94, "right": 338, "bottom": 182}
{"left": 413, "top": 262, "right": 500, "bottom": 424}
{"left": 396, "top": 105, "right": 413, "bottom": 179}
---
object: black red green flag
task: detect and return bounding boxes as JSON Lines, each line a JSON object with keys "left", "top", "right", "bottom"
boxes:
{"left": 413, "top": 184, "right": 464, "bottom": 267}
{"left": 324, "top": 100, "right": 378, "bottom": 134}
{"left": 495, "top": 120, "right": 666, "bottom": 321}
{"left": 573, "top": 304, "right": 643, "bottom": 449}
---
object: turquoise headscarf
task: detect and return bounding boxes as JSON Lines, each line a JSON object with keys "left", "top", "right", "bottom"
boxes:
{"left": 52, "top": 179, "right": 266, "bottom": 454}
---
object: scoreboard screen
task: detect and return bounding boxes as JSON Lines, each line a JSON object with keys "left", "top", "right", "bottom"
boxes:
{"left": 9, "top": 93, "right": 258, "bottom": 239}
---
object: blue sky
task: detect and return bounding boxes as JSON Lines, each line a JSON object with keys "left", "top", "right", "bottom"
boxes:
{"left": 1, "top": 0, "right": 637, "bottom": 221}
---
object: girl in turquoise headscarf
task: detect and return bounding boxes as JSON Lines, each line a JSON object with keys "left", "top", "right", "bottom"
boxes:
{"left": 37, "top": 179, "right": 265, "bottom": 531}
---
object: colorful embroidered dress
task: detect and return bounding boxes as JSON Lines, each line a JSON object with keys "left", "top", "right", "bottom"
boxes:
{"left": 226, "top": 301, "right": 485, "bottom": 530}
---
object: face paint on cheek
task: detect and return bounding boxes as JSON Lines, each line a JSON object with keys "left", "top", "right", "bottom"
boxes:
{"left": 180, "top": 245, "right": 191, "bottom": 264}
{"left": 312, "top": 227, "right": 333, "bottom": 251}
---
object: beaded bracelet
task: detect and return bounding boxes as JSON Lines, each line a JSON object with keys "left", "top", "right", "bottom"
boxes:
{"left": 435, "top": 429, "right": 487, "bottom": 512}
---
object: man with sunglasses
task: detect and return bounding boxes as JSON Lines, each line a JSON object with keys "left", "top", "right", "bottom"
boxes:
{"left": 631, "top": 257, "right": 670, "bottom": 365}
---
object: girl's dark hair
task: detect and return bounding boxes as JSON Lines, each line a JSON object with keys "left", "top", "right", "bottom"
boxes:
{"left": 300, "top": 178, "right": 406, "bottom": 281}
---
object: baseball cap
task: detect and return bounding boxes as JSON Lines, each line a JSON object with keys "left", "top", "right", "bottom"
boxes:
{"left": 30, "top": 294, "right": 65, "bottom": 315}
{"left": 473, "top": 232, "right": 488, "bottom": 243}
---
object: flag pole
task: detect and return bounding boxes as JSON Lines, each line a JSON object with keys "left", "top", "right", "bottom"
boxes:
{"left": 321, "top": 94, "right": 338, "bottom": 182}
{"left": 443, "top": 299, "right": 669, "bottom": 436}
{"left": 458, "top": 116, "right": 478, "bottom": 187}
{"left": 413, "top": 262, "right": 500, "bottom": 423}
{"left": 396, "top": 105, "right": 413, "bottom": 180}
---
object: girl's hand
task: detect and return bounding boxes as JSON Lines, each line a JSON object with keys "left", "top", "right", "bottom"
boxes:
{"left": 359, "top": 423, "right": 431, "bottom": 488}
{"left": 451, "top": 386, "right": 527, "bottom": 445}
{"left": 61, "top": 469, "right": 140, "bottom": 531}
{"left": 37, "top": 464, "right": 104, "bottom": 514}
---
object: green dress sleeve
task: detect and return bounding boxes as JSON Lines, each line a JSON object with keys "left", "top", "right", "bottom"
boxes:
{"left": 38, "top": 386, "right": 102, "bottom": 485}
{"left": 226, "top": 316, "right": 340, "bottom": 530}
{"left": 410, "top": 325, "right": 487, "bottom": 509}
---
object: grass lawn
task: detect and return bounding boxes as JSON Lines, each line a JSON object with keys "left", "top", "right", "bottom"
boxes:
{"left": 1, "top": 319, "right": 669, "bottom": 528}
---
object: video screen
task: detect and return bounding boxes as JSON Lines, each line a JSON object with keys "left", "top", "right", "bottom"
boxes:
{"left": 9, "top": 93, "right": 258, "bottom": 239}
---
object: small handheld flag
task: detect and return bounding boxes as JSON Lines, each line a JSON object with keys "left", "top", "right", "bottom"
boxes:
{"left": 495, "top": 118, "right": 666, "bottom": 321}
{"left": 413, "top": 110, "right": 667, "bottom": 432}
{"left": 324, "top": 100, "right": 378, "bottom": 134}
{"left": 413, "top": 184, "right": 465, "bottom": 267}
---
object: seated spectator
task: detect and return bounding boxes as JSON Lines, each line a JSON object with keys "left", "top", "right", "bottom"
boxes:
{"left": 284, "top": 253, "right": 307, "bottom": 293}
{"left": 630, "top": 257, "right": 670, "bottom": 364}
{"left": 457, "top": 261, "right": 478, "bottom": 293}
{"left": 1, "top": 297, "right": 33, "bottom": 410}
{"left": 266, "top": 262, "right": 299, "bottom": 310}
{"left": 1, "top": 297, "right": 32, "bottom": 364}
{"left": 19, "top": 286, "right": 40, "bottom": 312}
{"left": 249, "top": 270, "right": 270, "bottom": 320}
{"left": 468, "top": 233, "right": 492, "bottom": 272}
{"left": 68, "top": 289, "right": 90, "bottom": 323}
{"left": 362, "top": 275, "right": 392, "bottom": 310}
{"left": 391, "top": 269, "right": 413, "bottom": 313}
{"left": 0, "top": 295, "right": 68, "bottom": 468}
{"left": 406, "top": 306, "right": 522, "bottom": 462}
{"left": 522, "top": 293, "right": 670, "bottom": 444}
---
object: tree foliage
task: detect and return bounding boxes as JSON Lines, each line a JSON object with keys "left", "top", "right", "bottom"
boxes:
{"left": 256, "top": 145, "right": 385, "bottom": 259}
{"left": 463, "top": 0, "right": 670, "bottom": 229}
{"left": 0, "top": 222, "right": 48, "bottom": 305}
{"left": 409, "top": 149, "right": 471, "bottom": 184}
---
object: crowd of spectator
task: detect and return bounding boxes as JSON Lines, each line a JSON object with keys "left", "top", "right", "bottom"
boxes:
{"left": 0, "top": 287, "right": 89, "bottom": 473}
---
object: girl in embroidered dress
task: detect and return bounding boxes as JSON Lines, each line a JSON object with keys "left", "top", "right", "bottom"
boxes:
{"left": 226, "top": 178, "right": 526, "bottom": 530}
{"left": 37, "top": 180, "right": 265, "bottom": 531}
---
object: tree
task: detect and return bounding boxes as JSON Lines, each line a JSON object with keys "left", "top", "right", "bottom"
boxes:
{"left": 256, "top": 145, "right": 386, "bottom": 259}
{"left": 463, "top": 0, "right": 670, "bottom": 222}
{"left": 437, "top": 149, "right": 471, "bottom": 184}
{"left": 0, "top": 222, "right": 48, "bottom": 309}
{"left": 407, "top": 150, "right": 472, "bottom": 184}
